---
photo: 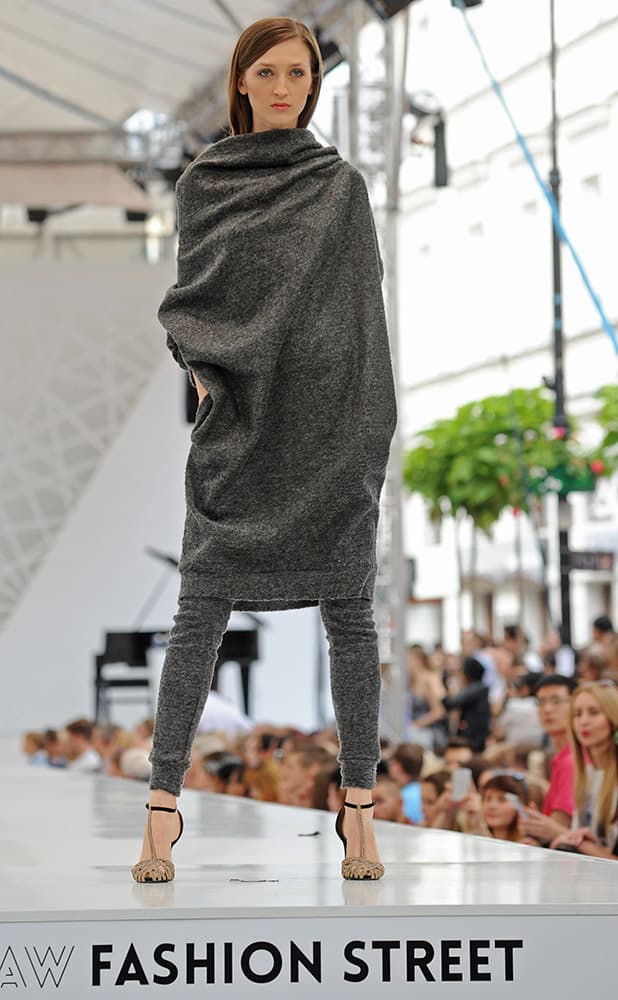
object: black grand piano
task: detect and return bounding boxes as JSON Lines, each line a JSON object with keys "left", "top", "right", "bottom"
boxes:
{"left": 94, "top": 626, "right": 259, "bottom": 725}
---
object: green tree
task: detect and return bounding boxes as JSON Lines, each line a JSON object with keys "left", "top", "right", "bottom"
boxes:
{"left": 402, "top": 385, "right": 616, "bottom": 626}
{"left": 595, "top": 384, "right": 618, "bottom": 462}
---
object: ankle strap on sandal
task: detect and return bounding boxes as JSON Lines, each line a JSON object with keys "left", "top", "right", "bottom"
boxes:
{"left": 146, "top": 803, "right": 177, "bottom": 813}
{"left": 343, "top": 800, "right": 376, "bottom": 809}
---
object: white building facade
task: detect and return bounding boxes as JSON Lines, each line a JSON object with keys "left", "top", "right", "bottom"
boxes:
{"left": 392, "top": 0, "right": 618, "bottom": 649}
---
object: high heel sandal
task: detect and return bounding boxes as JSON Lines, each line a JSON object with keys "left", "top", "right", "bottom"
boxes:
{"left": 335, "top": 800, "right": 385, "bottom": 880}
{"left": 131, "top": 803, "right": 184, "bottom": 883}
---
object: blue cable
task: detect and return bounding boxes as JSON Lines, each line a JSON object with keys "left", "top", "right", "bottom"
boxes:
{"left": 452, "top": 0, "right": 618, "bottom": 356}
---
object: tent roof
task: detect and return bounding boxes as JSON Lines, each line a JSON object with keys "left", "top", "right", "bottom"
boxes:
{"left": 0, "top": 1, "right": 350, "bottom": 136}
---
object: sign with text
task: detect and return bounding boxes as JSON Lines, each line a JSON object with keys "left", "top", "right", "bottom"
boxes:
{"left": 1, "top": 913, "right": 616, "bottom": 997}
{"left": 569, "top": 550, "right": 615, "bottom": 572}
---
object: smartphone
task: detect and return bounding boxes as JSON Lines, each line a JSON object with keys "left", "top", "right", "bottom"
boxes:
{"left": 451, "top": 767, "right": 473, "bottom": 800}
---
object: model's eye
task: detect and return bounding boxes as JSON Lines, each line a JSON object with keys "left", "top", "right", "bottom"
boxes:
{"left": 257, "top": 68, "right": 305, "bottom": 77}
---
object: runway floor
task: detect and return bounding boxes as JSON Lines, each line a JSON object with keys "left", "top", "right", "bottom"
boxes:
{"left": 3, "top": 735, "right": 618, "bottom": 997}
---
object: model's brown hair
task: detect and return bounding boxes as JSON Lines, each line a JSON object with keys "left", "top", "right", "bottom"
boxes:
{"left": 570, "top": 683, "right": 618, "bottom": 842}
{"left": 227, "top": 17, "right": 323, "bottom": 135}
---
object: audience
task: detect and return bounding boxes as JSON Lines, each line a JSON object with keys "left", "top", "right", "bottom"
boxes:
{"left": 64, "top": 719, "right": 103, "bottom": 772}
{"left": 21, "top": 615, "right": 618, "bottom": 860}
{"left": 442, "top": 658, "right": 491, "bottom": 752}
{"left": 387, "top": 742, "right": 424, "bottom": 823}
{"left": 520, "top": 674, "right": 576, "bottom": 845}
{"left": 373, "top": 773, "right": 408, "bottom": 824}
{"left": 277, "top": 746, "right": 336, "bottom": 807}
{"left": 404, "top": 644, "right": 447, "bottom": 753}
{"left": 551, "top": 682, "right": 618, "bottom": 859}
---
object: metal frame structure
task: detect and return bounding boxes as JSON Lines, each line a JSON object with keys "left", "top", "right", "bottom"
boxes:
{"left": 1, "top": 0, "right": 410, "bottom": 739}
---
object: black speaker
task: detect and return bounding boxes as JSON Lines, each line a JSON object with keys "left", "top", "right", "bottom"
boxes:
{"left": 125, "top": 210, "right": 148, "bottom": 223}
{"left": 27, "top": 208, "right": 48, "bottom": 224}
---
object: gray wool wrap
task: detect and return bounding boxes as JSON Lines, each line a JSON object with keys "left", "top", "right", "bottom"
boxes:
{"left": 158, "top": 126, "right": 397, "bottom": 611}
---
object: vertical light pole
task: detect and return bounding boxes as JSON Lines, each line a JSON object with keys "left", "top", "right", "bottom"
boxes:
{"left": 549, "top": 0, "right": 572, "bottom": 646}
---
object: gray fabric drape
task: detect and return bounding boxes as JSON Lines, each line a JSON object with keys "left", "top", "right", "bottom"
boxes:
{"left": 158, "top": 127, "right": 397, "bottom": 611}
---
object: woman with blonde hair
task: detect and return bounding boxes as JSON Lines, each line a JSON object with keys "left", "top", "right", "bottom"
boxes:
{"left": 131, "top": 16, "right": 396, "bottom": 884}
{"left": 551, "top": 682, "right": 618, "bottom": 858}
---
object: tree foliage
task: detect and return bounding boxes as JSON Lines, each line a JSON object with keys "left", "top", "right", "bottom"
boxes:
{"left": 403, "top": 385, "right": 616, "bottom": 534}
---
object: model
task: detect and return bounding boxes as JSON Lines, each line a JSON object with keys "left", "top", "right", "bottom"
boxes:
{"left": 132, "top": 16, "right": 397, "bottom": 884}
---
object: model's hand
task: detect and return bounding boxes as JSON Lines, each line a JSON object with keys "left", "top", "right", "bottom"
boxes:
{"left": 192, "top": 371, "right": 209, "bottom": 404}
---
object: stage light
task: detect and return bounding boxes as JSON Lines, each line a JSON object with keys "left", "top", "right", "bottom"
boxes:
{"left": 364, "top": 0, "right": 482, "bottom": 16}
{"left": 363, "top": 0, "right": 420, "bottom": 20}
{"left": 314, "top": 26, "right": 345, "bottom": 73}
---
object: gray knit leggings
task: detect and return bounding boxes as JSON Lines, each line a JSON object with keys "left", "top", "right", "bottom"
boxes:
{"left": 149, "top": 595, "right": 382, "bottom": 796}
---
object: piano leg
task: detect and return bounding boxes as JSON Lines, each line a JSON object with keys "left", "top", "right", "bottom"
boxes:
{"left": 239, "top": 660, "right": 252, "bottom": 717}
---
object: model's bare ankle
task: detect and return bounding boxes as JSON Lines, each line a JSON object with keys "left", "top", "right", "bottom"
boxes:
{"left": 343, "top": 786, "right": 375, "bottom": 805}
{"left": 149, "top": 789, "right": 177, "bottom": 808}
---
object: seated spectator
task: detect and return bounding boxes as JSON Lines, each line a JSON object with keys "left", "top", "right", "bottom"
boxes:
{"left": 22, "top": 731, "right": 48, "bottom": 766}
{"left": 421, "top": 770, "right": 451, "bottom": 827}
{"left": 183, "top": 748, "right": 216, "bottom": 791}
{"left": 387, "top": 743, "right": 424, "bottom": 824}
{"left": 42, "top": 729, "right": 67, "bottom": 767}
{"left": 495, "top": 673, "right": 544, "bottom": 750}
{"left": 592, "top": 614, "right": 615, "bottom": 649}
{"left": 215, "top": 758, "right": 248, "bottom": 797}
{"left": 551, "top": 681, "right": 618, "bottom": 859}
{"left": 93, "top": 724, "right": 130, "bottom": 768}
{"left": 64, "top": 719, "right": 102, "bottom": 772}
{"left": 244, "top": 759, "right": 281, "bottom": 803}
{"left": 476, "top": 773, "right": 529, "bottom": 842}
{"left": 278, "top": 747, "right": 336, "bottom": 807}
{"left": 312, "top": 763, "right": 344, "bottom": 811}
{"left": 520, "top": 674, "right": 576, "bottom": 846}
{"left": 541, "top": 651, "right": 557, "bottom": 675}
{"left": 373, "top": 773, "right": 407, "bottom": 823}
{"left": 576, "top": 647, "right": 608, "bottom": 684}
{"left": 133, "top": 718, "right": 154, "bottom": 747}
{"left": 442, "top": 657, "right": 490, "bottom": 752}
{"left": 443, "top": 740, "right": 474, "bottom": 772}
{"left": 119, "top": 747, "right": 151, "bottom": 782}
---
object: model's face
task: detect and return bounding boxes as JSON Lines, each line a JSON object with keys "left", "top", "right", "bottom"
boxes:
{"left": 572, "top": 692, "right": 612, "bottom": 752}
{"left": 536, "top": 684, "right": 572, "bottom": 736}
{"left": 237, "top": 38, "right": 314, "bottom": 133}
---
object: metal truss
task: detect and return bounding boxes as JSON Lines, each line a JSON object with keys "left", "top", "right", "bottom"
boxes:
{"left": 0, "top": 127, "right": 184, "bottom": 167}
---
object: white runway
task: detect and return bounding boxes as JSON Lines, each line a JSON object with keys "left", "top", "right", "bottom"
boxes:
{"left": 2, "top": 735, "right": 618, "bottom": 998}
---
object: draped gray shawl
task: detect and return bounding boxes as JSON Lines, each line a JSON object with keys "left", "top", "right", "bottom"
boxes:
{"left": 158, "top": 126, "right": 397, "bottom": 611}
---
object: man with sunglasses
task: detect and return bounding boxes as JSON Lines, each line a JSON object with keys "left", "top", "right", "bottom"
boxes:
{"left": 520, "top": 674, "right": 577, "bottom": 845}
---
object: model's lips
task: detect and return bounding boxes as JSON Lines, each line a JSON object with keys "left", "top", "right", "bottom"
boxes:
{"left": 272, "top": 103, "right": 290, "bottom": 108}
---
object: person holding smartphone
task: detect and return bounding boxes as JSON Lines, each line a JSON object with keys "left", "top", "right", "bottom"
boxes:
{"left": 466, "top": 773, "right": 529, "bottom": 842}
